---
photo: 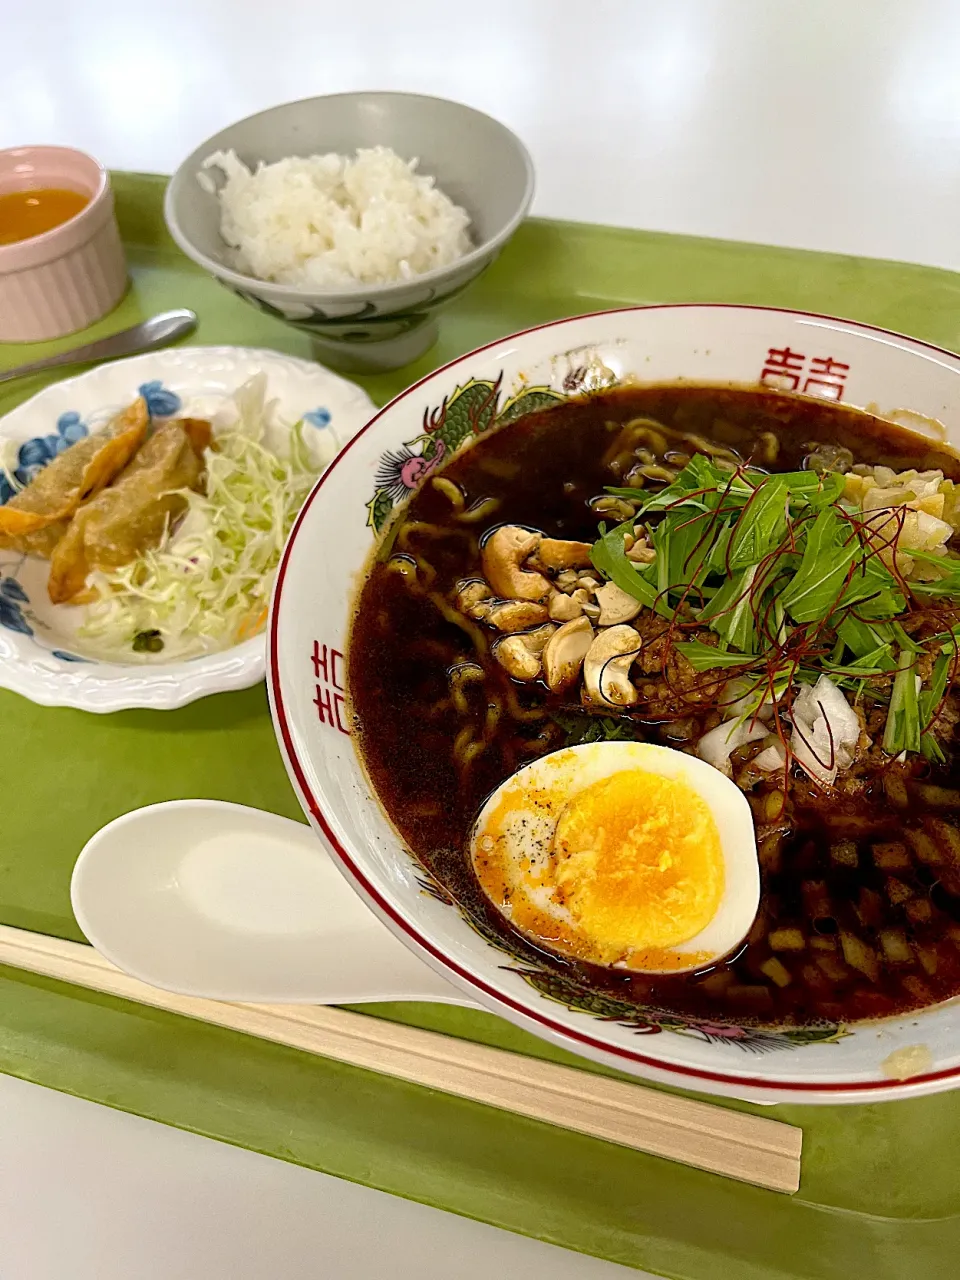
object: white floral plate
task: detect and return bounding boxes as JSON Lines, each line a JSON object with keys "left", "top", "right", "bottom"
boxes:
{"left": 0, "top": 346, "right": 374, "bottom": 712}
{"left": 271, "top": 304, "right": 960, "bottom": 1105}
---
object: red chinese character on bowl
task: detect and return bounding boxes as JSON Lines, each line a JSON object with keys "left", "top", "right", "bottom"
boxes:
{"left": 310, "top": 640, "right": 349, "bottom": 735}
{"left": 760, "top": 346, "right": 805, "bottom": 390}
{"left": 803, "top": 356, "right": 850, "bottom": 401}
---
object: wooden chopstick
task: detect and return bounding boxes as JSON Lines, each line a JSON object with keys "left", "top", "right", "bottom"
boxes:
{"left": 0, "top": 923, "right": 801, "bottom": 1193}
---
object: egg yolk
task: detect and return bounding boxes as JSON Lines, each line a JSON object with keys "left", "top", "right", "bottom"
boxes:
{"left": 551, "top": 769, "right": 724, "bottom": 962}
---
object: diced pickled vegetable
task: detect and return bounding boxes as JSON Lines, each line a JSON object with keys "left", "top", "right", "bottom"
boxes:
{"left": 758, "top": 833, "right": 784, "bottom": 872}
{"left": 727, "top": 985, "right": 774, "bottom": 1009}
{"left": 906, "top": 828, "right": 943, "bottom": 866}
{"left": 915, "top": 784, "right": 960, "bottom": 807}
{"left": 698, "top": 969, "right": 735, "bottom": 995}
{"left": 872, "top": 842, "right": 911, "bottom": 870}
{"left": 915, "top": 943, "right": 940, "bottom": 976}
{"left": 927, "top": 818, "right": 960, "bottom": 865}
{"left": 906, "top": 898, "right": 934, "bottom": 925}
{"left": 885, "top": 877, "right": 914, "bottom": 906}
{"left": 762, "top": 790, "right": 786, "bottom": 822}
{"left": 856, "top": 887, "right": 884, "bottom": 928}
{"left": 840, "top": 931, "right": 881, "bottom": 982}
{"left": 810, "top": 934, "right": 839, "bottom": 951}
{"left": 880, "top": 928, "right": 913, "bottom": 964}
{"left": 747, "top": 792, "right": 768, "bottom": 820}
{"left": 815, "top": 953, "right": 851, "bottom": 983}
{"left": 760, "top": 956, "right": 793, "bottom": 987}
{"left": 769, "top": 927, "right": 805, "bottom": 952}
{"left": 882, "top": 772, "right": 910, "bottom": 808}
{"left": 830, "top": 840, "right": 859, "bottom": 868}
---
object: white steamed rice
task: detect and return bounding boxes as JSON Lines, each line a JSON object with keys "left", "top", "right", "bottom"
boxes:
{"left": 200, "top": 146, "right": 473, "bottom": 290}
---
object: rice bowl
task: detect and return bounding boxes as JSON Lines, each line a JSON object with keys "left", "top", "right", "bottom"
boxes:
{"left": 164, "top": 92, "right": 535, "bottom": 371}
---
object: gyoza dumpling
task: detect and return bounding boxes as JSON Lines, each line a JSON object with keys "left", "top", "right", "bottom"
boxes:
{"left": 47, "top": 418, "right": 211, "bottom": 605}
{"left": 0, "top": 399, "right": 149, "bottom": 557}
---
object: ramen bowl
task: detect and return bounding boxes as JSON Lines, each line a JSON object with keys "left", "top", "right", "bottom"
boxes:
{"left": 269, "top": 304, "right": 960, "bottom": 1104}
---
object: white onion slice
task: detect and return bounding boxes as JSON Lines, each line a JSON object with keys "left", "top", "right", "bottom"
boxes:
{"left": 697, "top": 719, "right": 767, "bottom": 776}
{"left": 754, "top": 743, "right": 787, "bottom": 771}
{"left": 790, "top": 675, "right": 860, "bottom": 786}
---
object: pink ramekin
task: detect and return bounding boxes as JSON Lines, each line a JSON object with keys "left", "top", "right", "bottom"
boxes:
{"left": 0, "top": 146, "right": 128, "bottom": 342}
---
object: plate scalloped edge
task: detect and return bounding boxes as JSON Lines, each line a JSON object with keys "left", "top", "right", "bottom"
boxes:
{"left": 0, "top": 346, "right": 375, "bottom": 712}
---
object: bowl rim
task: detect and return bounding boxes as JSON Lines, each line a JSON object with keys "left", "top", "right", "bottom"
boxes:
{"left": 0, "top": 145, "right": 109, "bottom": 266}
{"left": 163, "top": 90, "right": 536, "bottom": 303}
{"left": 269, "top": 302, "right": 960, "bottom": 1099}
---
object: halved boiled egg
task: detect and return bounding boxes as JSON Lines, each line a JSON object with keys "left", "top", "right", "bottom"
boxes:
{"left": 470, "top": 741, "right": 759, "bottom": 974}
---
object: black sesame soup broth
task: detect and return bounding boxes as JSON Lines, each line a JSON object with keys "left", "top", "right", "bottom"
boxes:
{"left": 349, "top": 385, "right": 960, "bottom": 1027}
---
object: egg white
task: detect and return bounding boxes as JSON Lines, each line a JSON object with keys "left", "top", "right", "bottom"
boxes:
{"left": 470, "top": 741, "right": 760, "bottom": 973}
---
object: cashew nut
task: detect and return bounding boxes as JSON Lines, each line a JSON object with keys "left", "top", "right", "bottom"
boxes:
{"left": 521, "top": 623, "right": 556, "bottom": 655}
{"left": 595, "top": 581, "right": 643, "bottom": 625}
{"left": 548, "top": 590, "right": 583, "bottom": 622}
{"left": 493, "top": 623, "right": 556, "bottom": 680}
{"left": 481, "top": 526, "right": 550, "bottom": 602}
{"left": 626, "top": 532, "right": 656, "bottom": 564}
{"left": 456, "top": 580, "right": 493, "bottom": 620}
{"left": 542, "top": 616, "right": 594, "bottom": 692}
{"left": 494, "top": 637, "right": 542, "bottom": 680}
{"left": 555, "top": 569, "right": 581, "bottom": 593}
{"left": 486, "top": 600, "right": 550, "bottom": 632}
{"left": 582, "top": 625, "right": 641, "bottom": 707}
{"left": 534, "top": 538, "right": 594, "bottom": 570}
{"left": 591, "top": 496, "right": 637, "bottom": 521}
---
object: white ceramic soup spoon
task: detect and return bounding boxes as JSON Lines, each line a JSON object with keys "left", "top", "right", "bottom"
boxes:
{"left": 70, "top": 800, "right": 477, "bottom": 1007}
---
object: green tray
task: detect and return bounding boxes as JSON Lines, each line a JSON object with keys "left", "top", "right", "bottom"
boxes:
{"left": 2, "top": 172, "right": 960, "bottom": 1280}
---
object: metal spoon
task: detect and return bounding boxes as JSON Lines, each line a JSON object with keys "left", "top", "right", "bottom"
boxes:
{"left": 70, "top": 799, "right": 476, "bottom": 1008}
{"left": 0, "top": 309, "right": 197, "bottom": 385}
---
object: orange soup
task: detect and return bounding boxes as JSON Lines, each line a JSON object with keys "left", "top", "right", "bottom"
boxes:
{"left": 0, "top": 188, "right": 89, "bottom": 246}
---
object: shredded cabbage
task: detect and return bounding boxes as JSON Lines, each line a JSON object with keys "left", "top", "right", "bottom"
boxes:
{"left": 0, "top": 438, "right": 24, "bottom": 492}
{"left": 78, "top": 375, "right": 333, "bottom": 660}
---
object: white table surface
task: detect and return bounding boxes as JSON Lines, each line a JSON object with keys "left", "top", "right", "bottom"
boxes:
{"left": 2, "top": 1, "right": 960, "bottom": 1276}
